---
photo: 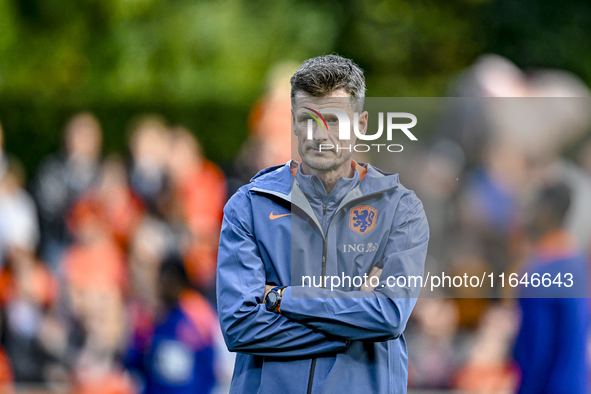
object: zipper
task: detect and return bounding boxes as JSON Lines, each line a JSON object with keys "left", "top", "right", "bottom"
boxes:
{"left": 307, "top": 358, "right": 317, "bottom": 394}
{"left": 308, "top": 203, "right": 327, "bottom": 394}
{"left": 307, "top": 188, "right": 395, "bottom": 394}
{"left": 321, "top": 204, "right": 327, "bottom": 280}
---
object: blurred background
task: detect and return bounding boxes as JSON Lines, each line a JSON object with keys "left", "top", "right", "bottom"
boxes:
{"left": 2, "top": 0, "right": 591, "bottom": 393}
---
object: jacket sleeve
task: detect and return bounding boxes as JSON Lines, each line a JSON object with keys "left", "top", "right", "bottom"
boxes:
{"left": 279, "top": 192, "right": 429, "bottom": 342}
{"left": 216, "top": 189, "right": 349, "bottom": 357}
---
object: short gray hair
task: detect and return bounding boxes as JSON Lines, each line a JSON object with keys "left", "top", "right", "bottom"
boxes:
{"left": 290, "top": 55, "right": 366, "bottom": 111}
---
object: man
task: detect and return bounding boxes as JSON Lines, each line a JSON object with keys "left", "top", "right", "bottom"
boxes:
{"left": 217, "top": 55, "right": 429, "bottom": 394}
{"left": 513, "top": 182, "right": 588, "bottom": 394}
{"left": 32, "top": 112, "right": 102, "bottom": 270}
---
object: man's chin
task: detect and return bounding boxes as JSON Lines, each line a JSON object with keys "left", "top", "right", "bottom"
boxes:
{"left": 302, "top": 156, "right": 342, "bottom": 172}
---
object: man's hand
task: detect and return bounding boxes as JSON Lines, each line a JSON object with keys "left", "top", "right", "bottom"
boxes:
{"left": 264, "top": 284, "right": 274, "bottom": 300}
{"left": 360, "top": 266, "right": 383, "bottom": 291}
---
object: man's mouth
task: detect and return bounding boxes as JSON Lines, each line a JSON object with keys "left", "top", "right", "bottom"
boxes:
{"left": 308, "top": 146, "right": 333, "bottom": 153}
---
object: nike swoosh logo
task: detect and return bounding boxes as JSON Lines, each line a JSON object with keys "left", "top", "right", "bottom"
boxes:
{"left": 269, "top": 211, "right": 292, "bottom": 220}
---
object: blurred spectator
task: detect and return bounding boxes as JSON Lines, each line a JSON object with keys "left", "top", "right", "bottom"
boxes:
{"left": 513, "top": 182, "right": 589, "bottom": 393}
{"left": 453, "top": 304, "right": 518, "bottom": 393}
{"left": 248, "top": 62, "right": 300, "bottom": 168}
{"left": 126, "top": 216, "right": 175, "bottom": 370}
{"left": 407, "top": 298, "right": 463, "bottom": 388}
{"left": 457, "top": 154, "right": 522, "bottom": 288}
{"left": 128, "top": 116, "right": 171, "bottom": 215}
{"left": 61, "top": 197, "right": 131, "bottom": 392}
{"left": 167, "top": 127, "right": 226, "bottom": 293}
{"left": 57, "top": 175, "right": 131, "bottom": 392}
{"left": 70, "top": 285, "right": 132, "bottom": 394}
{"left": 0, "top": 158, "right": 40, "bottom": 265}
{"left": 124, "top": 253, "right": 217, "bottom": 394}
{"left": 0, "top": 342, "right": 13, "bottom": 394}
{"left": 81, "top": 156, "right": 145, "bottom": 250}
{"left": 0, "top": 247, "right": 58, "bottom": 383}
{"left": 228, "top": 62, "right": 300, "bottom": 194}
{"left": 63, "top": 197, "right": 127, "bottom": 293}
{"left": 128, "top": 217, "right": 174, "bottom": 311}
{"left": 33, "top": 112, "right": 103, "bottom": 270}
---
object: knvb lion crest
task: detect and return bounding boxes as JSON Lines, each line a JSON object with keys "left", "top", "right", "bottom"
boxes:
{"left": 349, "top": 205, "right": 377, "bottom": 236}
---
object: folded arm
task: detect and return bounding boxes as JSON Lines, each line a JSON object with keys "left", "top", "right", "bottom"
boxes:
{"left": 279, "top": 193, "right": 429, "bottom": 342}
{"left": 217, "top": 191, "right": 348, "bottom": 358}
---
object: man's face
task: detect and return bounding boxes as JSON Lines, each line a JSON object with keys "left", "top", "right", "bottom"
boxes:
{"left": 292, "top": 89, "right": 367, "bottom": 172}
{"left": 66, "top": 122, "right": 102, "bottom": 162}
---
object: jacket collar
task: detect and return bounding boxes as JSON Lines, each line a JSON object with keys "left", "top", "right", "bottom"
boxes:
{"left": 250, "top": 160, "right": 400, "bottom": 199}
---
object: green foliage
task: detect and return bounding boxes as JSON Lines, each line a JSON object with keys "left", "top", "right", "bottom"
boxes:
{"left": 1, "top": 0, "right": 590, "bottom": 178}
{"left": 478, "top": 0, "right": 591, "bottom": 81}
{"left": 0, "top": 0, "right": 339, "bottom": 104}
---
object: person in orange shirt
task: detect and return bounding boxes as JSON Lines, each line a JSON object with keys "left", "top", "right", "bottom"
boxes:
{"left": 63, "top": 197, "right": 127, "bottom": 293}
{"left": 167, "top": 127, "right": 227, "bottom": 293}
{"left": 76, "top": 156, "right": 145, "bottom": 250}
{"left": 0, "top": 247, "right": 57, "bottom": 309}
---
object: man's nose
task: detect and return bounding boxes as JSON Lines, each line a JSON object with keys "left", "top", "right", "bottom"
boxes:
{"left": 310, "top": 120, "right": 329, "bottom": 142}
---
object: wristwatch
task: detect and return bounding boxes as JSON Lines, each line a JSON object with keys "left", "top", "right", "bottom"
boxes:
{"left": 265, "top": 286, "right": 287, "bottom": 313}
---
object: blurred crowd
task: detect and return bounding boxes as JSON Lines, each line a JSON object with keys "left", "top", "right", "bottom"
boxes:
{"left": 1, "top": 55, "right": 591, "bottom": 394}
{"left": 0, "top": 113, "right": 233, "bottom": 394}
{"left": 389, "top": 55, "right": 591, "bottom": 392}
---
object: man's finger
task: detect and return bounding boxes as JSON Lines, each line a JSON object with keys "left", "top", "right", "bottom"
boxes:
{"left": 372, "top": 268, "right": 383, "bottom": 279}
{"left": 360, "top": 267, "right": 383, "bottom": 291}
{"left": 368, "top": 267, "right": 382, "bottom": 278}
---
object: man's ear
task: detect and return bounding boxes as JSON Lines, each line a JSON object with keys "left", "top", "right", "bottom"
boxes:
{"left": 357, "top": 111, "right": 369, "bottom": 136}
